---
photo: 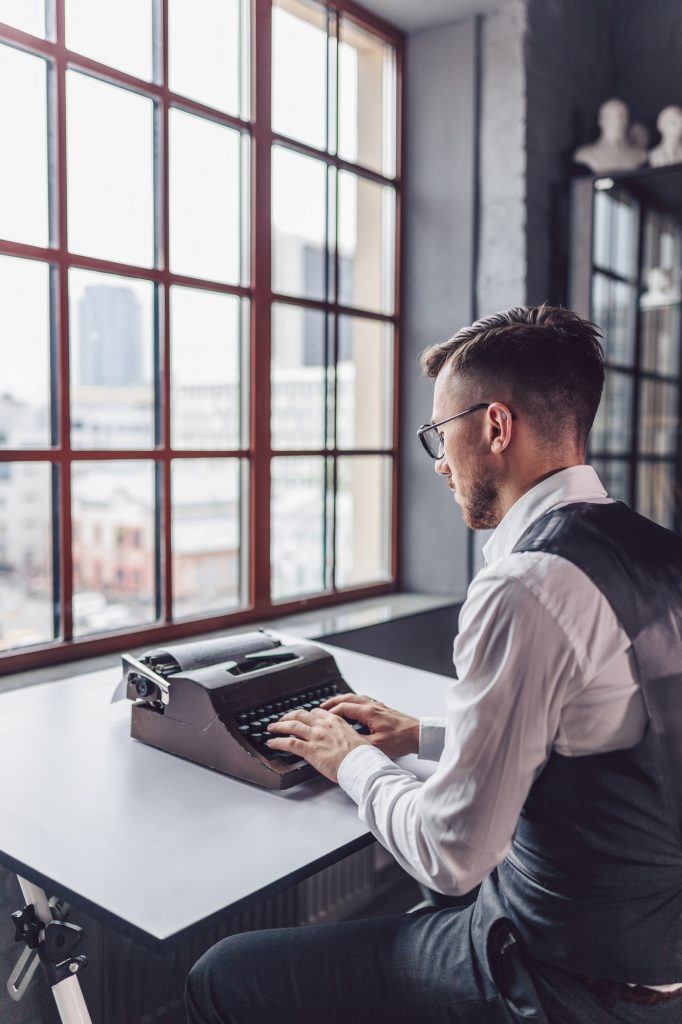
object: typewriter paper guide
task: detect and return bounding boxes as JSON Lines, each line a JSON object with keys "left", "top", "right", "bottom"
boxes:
{"left": 123, "top": 632, "right": 356, "bottom": 790}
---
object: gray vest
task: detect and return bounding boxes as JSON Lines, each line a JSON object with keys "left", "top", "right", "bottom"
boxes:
{"left": 496, "top": 501, "right": 682, "bottom": 984}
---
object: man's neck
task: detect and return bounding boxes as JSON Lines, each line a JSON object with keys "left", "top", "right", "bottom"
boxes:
{"left": 498, "top": 460, "right": 585, "bottom": 520}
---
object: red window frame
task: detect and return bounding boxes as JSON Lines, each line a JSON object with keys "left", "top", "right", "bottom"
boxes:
{"left": 0, "top": 0, "right": 404, "bottom": 674}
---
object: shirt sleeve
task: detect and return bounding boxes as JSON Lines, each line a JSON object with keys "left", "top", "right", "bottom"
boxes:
{"left": 418, "top": 719, "right": 447, "bottom": 761}
{"left": 335, "top": 570, "right": 580, "bottom": 895}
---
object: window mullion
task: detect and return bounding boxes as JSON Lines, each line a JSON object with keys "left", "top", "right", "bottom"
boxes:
{"left": 52, "top": 0, "right": 75, "bottom": 642}
{"left": 159, "top": 0, "right": 173, "bottom": 623}
{"left": 251, "top": 0, "right": 273, "bottom": 610}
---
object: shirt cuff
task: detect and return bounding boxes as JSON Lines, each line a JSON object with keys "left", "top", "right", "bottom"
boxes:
{"left": 337, "top": 744, "right": 395, "bottom": 805}
{"left": 419, "top": 718, "right": 446, "bottom": 761}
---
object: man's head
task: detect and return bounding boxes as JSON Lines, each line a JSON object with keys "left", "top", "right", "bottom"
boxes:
{"left": 419, "top": 304, "right": 604, "bottom": 530}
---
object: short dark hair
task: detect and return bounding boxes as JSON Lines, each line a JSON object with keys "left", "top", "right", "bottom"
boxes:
{"left": 420, "top": 304, "right": 605, "bottom": 446}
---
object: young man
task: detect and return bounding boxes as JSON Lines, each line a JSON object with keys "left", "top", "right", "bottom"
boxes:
{"left": 186, "top": 305, "right": 682, "bottom": 1023}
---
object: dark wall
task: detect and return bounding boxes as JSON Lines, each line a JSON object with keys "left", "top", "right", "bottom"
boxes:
{"left": 322, "top": 602, "right": 461, "bottom": 679}
{"left": 524, "top": 0, "right": 682, "bottom": 307}
{"left": 525, "top": 0, "right": 613, "bottom": 305}
{"left": 613, "top": 0, "right": 682, "bottom": 129}
{"left": 400, "top": 18, "right": 477, "bottom": 599}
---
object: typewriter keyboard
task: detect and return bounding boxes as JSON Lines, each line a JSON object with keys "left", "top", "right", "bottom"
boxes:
{"left": 234, "top": 683, "right": 369, "bottom": 764}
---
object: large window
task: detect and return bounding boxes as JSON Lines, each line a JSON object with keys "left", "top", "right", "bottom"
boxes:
{"left": 0, "top": 0, "right": 402, "bottom": 669}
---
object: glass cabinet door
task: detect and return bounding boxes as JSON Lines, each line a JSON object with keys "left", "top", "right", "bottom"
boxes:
{"left": 573, "top": 166, "right": 682, "bottom": 533}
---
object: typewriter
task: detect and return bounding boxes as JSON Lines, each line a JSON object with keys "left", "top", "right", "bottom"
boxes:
{"left": 122, "top": 631, "right": 362, "bottom": 790}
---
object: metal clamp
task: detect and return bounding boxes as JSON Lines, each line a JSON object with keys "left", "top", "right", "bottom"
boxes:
{"left": 11, "top": 904, "right": 42, "bottom": 949}
{"left": 8, "top": 898, "right": 87, "bottom": 999}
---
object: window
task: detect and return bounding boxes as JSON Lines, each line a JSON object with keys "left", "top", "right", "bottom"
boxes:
{"left": 0, "top": 0, "right": 402, "bottom": 668}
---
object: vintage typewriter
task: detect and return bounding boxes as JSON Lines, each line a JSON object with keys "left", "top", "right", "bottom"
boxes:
{"left": 122, "top": 631, "right": 364, "bottom": 789}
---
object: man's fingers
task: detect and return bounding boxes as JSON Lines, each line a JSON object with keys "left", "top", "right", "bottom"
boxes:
{"left": 267, "top": 718, "right": 311, "bottom": 736}
{"left": 325, "top": 700, "right": 375, "bottom": 725}
{"left": 266, "top": 734, "right": 306, "bottom": 753}
{"left": 320, "top": 693, "right": 361, "bottom": 710}
{"left": 277, "top": 708, "right": 312, "bottom": 723}
{"left": 321, "top": 693, "right": 376, "bottom": 711}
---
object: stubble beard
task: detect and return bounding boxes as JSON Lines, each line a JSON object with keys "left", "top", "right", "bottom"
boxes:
{"left": 458, "top": 470, "right": 503, "bottom": 531}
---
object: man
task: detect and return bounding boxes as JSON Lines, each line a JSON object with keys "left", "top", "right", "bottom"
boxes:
{"left": 186, "top": 305, "right": 682, "bottom": 1023}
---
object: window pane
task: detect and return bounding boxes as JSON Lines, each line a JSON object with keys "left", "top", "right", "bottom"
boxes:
{"left": 593, "top": 189, "right": 637, "bottom": 280}
{"left": 640, "top": 302, "right": 681, "bottom": 377}
{"left": 69, "top": 270, "right": 155, "bottom": 450}
{"left": 0, "top": 0, "right": 45, "bottom": 37}
{"left": 337, "top": 317, "right": 392, "bottom": 449}
{"left": 272, "top": 146, "right": 329, "bottom": 301}
{"left": 0, "top": 44, "right": 49, "bottom": 247}
{"left": 338, "top": 172, "right": 394, "bottom": 314}
{"left": 643, "top": 212, "right": 681, "bottom": 276}
{"left": 0, "top": 461, "right": 54, "bottom": 651}
{"left": 65, "top": 0, "right": 153, "bottom": 80}
{"left": 637, "top": 461, "right": 676, "bottom": 530}
{"left": 169, "top": 109, "right": 242, "bottom": 285}
{"left": 72, "top": 460, "right": 156, "bottom": 636}
{"left": 640, "top": 211, "right": 682, "bottom": 377}
{"left": 67, "top": 72, "right": 154, "bottom": 267}
{"left": 172, "top": 458, "right": 243, "bottom": 617}
{"left": 272, "top": 0, "right": 327, "bottom": 150}
{"left": 339, "top": 18, "right": 396, "bottom": 177}
{"left": 591, "top": 273, "right": 636, "bottom": 366}
{"left": 589, "top": 371, "right": 633, "bottom": 455}
{"left": 612, "top": 191, "right": 637, "bottom": 280}
{"left": 171, "top": 288, "right": 244, "bottom": 450}
{"left": 336, "top": 455, "right": 391, "bottom": 588}
{"left": 590, "top": 459, "right": 630, "bottom": 503}
{"left": 169, "top": 0, "right": 241, "bottom": 116}
{"left": 639, "top": 380, "right": 678, "bottom": 456}
{"left": 0, "top": 256, "right": 51, "bottom": 449}
{"left": 271, "top": 456, "right": 326, "bottom": 599}
{"left": 271, "top": 304, "right": 327, "bottom": 450}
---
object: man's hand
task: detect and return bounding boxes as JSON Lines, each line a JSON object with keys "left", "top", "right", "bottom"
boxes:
{"left": 266, "top": 708, "right": 368, "bottom": 783}
{"left": 320, "top": 694, "right": 420, "bottom": 759}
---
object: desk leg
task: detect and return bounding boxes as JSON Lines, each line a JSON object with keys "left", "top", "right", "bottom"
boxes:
{"left": 52, "top": 975, "right": 93, "bottom": 1024}
{"left": 13, "top": 876, "right": 93, "bottom": 1024}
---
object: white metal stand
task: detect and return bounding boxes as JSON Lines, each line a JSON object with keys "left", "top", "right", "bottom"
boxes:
{"left": 52, "top": 975, "right": 94, "bottom": 1024}
{"left": 7, "top": 875, "right": 93, "bottom": 1024}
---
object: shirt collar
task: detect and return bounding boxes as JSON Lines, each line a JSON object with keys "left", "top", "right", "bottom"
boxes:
{"left": 482, "top": 464, "right": 610, "bottom": 567}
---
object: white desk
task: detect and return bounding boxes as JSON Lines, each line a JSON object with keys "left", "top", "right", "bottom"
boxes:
{"left": 1, "top": 643, "right": 449, "bottom": 1020}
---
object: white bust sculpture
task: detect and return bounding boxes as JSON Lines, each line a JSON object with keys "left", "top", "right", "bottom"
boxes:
{"left": 649, "top": 105, "right": 682, "bottom": 167}
{"left": 640, "top": 266, "right": 681, "bottom": 308}
{"left": 573, "top": 98, "right": 647, "bottom": 173}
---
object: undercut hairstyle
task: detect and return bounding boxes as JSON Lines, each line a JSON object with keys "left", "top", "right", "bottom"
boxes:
{"left": 420, "top": 305, "right": 605, "bottom": 447}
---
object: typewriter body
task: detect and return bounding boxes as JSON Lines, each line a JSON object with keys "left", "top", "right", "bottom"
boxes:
{"left": 122, "top": 631, "right": 356, "bottom": 789}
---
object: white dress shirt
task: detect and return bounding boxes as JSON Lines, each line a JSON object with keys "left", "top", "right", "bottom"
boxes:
{"left": 337, "top": 465, "right": 682, "bottom": 987}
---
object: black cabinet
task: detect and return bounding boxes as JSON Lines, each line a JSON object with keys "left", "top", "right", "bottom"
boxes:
{"left": 571, "top": 165, "right": 682, "bottom": 532}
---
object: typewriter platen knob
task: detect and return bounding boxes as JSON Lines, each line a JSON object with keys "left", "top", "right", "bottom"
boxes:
{"left": 133, "top": 675, "right": 159, "bottom": 700}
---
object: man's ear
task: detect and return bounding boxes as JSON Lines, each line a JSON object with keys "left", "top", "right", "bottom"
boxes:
{"left": 488, "top": 403, "right": 513, "bottom": 453}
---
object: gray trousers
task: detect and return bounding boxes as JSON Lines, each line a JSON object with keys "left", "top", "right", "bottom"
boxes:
{"left": 186, "top": 876, "right": 681, "bottom": 1024}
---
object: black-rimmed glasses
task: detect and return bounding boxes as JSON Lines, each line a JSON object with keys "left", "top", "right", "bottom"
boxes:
{"left": 417, "top": 402, "right": 491, "bottom": 460}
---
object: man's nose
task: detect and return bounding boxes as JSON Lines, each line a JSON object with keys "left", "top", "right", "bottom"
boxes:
{"left": 434, "top": 456, "right": 450, "bottom": 477}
